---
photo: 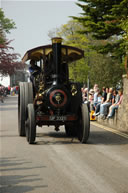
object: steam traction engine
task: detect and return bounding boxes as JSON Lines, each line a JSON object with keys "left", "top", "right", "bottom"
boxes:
{"left": 18, "top": 37, "right": 90, "bottom": 144}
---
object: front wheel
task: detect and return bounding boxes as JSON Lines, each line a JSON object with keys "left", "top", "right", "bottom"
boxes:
{"left": 26, "top": 104, "right": 36, "bottom": 144}
{"left": 77, "top": 103, "right": 90, "bottom": 143}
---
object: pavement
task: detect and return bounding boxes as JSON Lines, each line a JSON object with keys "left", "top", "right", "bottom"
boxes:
{"left": 0, "top": 96, "right": 128, "bottom": 193}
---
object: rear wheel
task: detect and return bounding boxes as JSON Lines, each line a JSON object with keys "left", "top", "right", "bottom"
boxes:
{"left": 77, "top": 103, "right": 90, "bottom": 143}
{"left": 24, "top": 82, "right": 33, "bottom": 120}
{"left": 18, "top": 82, "right": 26, "bottom": 136}
{"left": 26, "top": 104, "right": 36, "bottom": 144}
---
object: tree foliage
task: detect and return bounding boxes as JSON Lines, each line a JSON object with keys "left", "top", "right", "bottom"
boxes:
{"left": 69, "top": 0, "right": 127, "bottom": 88}
{"left": 0, "top": 8, "right": 24, "bottom": 76}
{"left": 0, "top": 40, "right": 24, "bottom": 75}
{"left": 89, "top": 53, "right": 124, "bottom": 89}
{"left": 73, "top": 0, "right": 128, "bottom": 58}
{"left": 0, "top": 8, "right": 15, "bottom": 44}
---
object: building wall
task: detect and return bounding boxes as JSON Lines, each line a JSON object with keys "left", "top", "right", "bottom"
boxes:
{"left": 117, "top": 76, "right": 128, "bottom": 133}
{"left": 10, "top": 70, "right": 29, "bottom": 87}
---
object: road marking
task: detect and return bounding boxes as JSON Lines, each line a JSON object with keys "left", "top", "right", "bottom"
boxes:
{"left": 91, "top": 122, "right": 128, "bottom": 139}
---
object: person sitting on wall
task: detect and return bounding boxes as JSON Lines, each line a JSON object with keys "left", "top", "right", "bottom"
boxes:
{"left": 94, "top": 87, "right": 107, "bottom": 116}
{"left": 93, "top": 88, "right": 100, "bottom": 109}
{"left": 99, "top": 87, "right": 113, "bottom": 119}
{"left": 29, "top": 59, "right": 41, "bottom": 82}
{"left": 107, "top": 89, "right": 123, "bottom": 119}
{"left": 93, "top": 90, "right": 102, "bottom": 116}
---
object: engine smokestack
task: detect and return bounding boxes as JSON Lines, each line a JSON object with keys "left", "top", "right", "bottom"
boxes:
{"left": 52, "top": 37, "right": 62, "bottom": 85}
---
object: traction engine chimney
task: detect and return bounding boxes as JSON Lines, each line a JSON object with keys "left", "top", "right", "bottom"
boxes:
{"left": 52, "top": 37, "right": 62, "bottom": 85}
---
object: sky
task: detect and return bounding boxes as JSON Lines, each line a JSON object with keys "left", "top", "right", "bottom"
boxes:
{"left": 0, "top": 0, "right": 82, "bottom": 86}
{"left": 1, "top": 0, "right": 82, "bottom": 58}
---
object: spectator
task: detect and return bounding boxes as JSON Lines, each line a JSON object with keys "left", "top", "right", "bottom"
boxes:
{"left": 101, "top": 87, "right": 107, "bottom": 103}
{"left": 93, "top": 88, "right": 99, "bottom": 108}
{"left": 15, "top": 86, "right": 19, "bottom": 94}
{"left": 0, "top": 84, "right": 4, "bottom": 103}
{"left": 97, "top": 91, "right": 102, "bottom": 103}
{"left": 82, "top": 87, "right": 88, "bottom": 102}
{"left": 10, "top": 87, "right": 13, "bottom": 95}
{"left": 88, "top": 89, "right": 94, "bottom": 111}
{"left": 99, "top": 87, "right": 113, "bottom": 119}
{"left": 112, "top": 89, "right": 118, "bottom": 104}
{"left": 93, "top": 90, "right": 102, "bottom": 116}
{"left": 106, "top": 87, "right": 109, "bottom": 94}
{"left": 107, "top": 90, "right": 123, "bottom": 119}
{"left": 89, "top": 89, "right": 94, "bottom": 101}
{"left": 93, "top": 84, "right": 99, "bottom": 93}
{"left": 14, "top": 86, "right": 16, "bottom": 94}
{"left": 93, "top": 87, "right": 108, "bottom": 116}
{"left": 4, "top": 87, "right": 8, "bottom": 97}
{"left": 8, "top": 85, "right": 11, "bottom": 95}
{"left": 81, "top": 84, "right": 86, "bottom": 93}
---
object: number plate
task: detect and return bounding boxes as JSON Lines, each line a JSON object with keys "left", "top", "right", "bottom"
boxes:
{"left": 49, "top": 116, "right": 67, "bottom": 121}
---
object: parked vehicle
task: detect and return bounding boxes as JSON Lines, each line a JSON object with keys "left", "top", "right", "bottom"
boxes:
{"left": 18, "top": 37, "right": 90, "bottom": 144}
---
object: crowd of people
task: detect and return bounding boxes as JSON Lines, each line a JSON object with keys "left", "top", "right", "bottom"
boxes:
{"left": 0, "top": 84, "right": 19, "bottom": 103}
{"left": 81, "top": 84, "right": 123, "bottom": 120}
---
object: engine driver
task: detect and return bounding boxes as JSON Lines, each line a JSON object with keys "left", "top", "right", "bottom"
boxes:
{"left": 29, "top": 59, "right": 41, "bottom": 82}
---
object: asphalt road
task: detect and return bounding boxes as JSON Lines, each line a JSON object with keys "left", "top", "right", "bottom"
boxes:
{"left": 0, "top": 96, "right": 128, "bottom": 193}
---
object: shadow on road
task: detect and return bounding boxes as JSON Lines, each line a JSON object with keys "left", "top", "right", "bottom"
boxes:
{"left": 89, "top": 129, "right": 128, "bottom": 145}
{"left": 36, "top": 128, "right": 128, "bottom": 146}
{"left": 36, "top": 131, "right": 79, "bottom": 145}
{"left": 37, "top": 131, "right": 69, "bottom": 138}
{"left": 0, "top": 157, "right": 48, "bottom": 193}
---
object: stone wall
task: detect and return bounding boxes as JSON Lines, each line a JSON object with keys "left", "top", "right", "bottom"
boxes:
{"left": 97, "top": 75, "right": 128, "bottom": 134}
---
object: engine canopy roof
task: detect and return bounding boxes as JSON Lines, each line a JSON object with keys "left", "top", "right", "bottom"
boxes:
{"left": 22, "top": 44, "right": 84, "bottom": 64}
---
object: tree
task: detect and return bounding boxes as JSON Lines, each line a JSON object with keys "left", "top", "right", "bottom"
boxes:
{"left": 0, "top": 40, "right": 24, "bottom": 75}
{"left": 89, "top": 53, "right": 124, "bottom": 89}
{"left": 0, "top": 8, "right": 24, "bottom": 76}
{"left": 70, "top": 0, "right": 127, "bottom": 88}
{"left": 73, "top": 0, "right": 128, "bottom": 59}
{"left": 0, "top": 8, "right": 15, "bottom": 43}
